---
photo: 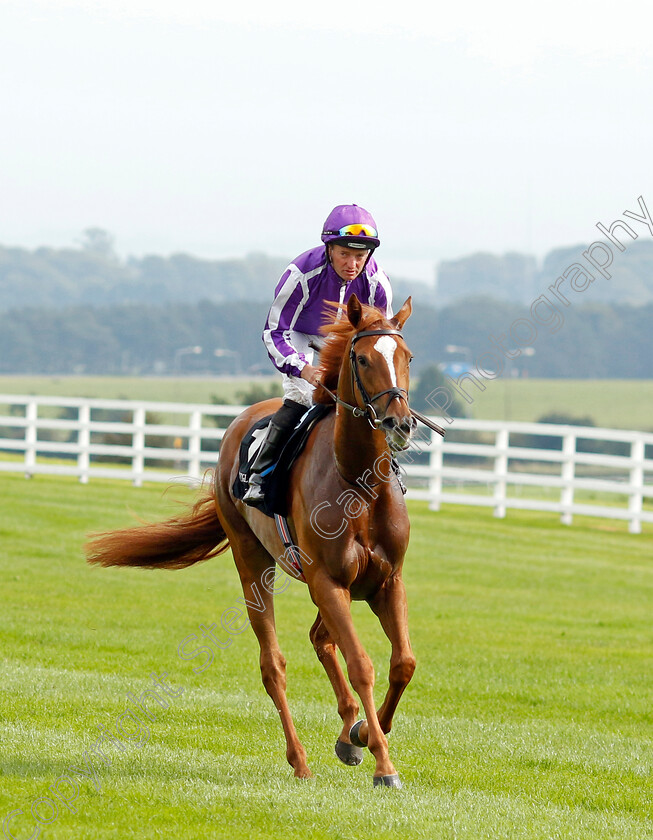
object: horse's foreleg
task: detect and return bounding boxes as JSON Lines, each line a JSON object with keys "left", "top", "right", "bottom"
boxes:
{"left": 310, "top": 576, "right": 398, "bottom": 783}
{"left": 309, "top": 612, "right": 362, "bottom": 765}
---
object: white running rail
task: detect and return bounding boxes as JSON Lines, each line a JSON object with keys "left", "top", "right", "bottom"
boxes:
{"left": 1, "top": 395, "right": 651, "bottom": 533}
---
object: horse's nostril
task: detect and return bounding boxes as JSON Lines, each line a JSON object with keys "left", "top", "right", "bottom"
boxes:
{"left": 381, "top": 416, "right": 414, "bottom": 442}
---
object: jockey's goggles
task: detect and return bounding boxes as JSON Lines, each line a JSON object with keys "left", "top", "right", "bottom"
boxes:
{"left": 323, "top": 223, "right": 378, "bottom": 239}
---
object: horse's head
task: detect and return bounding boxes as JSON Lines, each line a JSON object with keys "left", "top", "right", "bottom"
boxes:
{"left": 344, "top": 294, "right": 417, "bottom": 452}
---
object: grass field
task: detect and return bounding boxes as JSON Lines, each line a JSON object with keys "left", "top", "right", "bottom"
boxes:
{"left": 1, "top": 474, "right": 652, "bottom": 839}
{"left": 469, "top": 378, "right": 653, "bottom": 430}
{"left": 0, "top": 375, "right": 267, "bottom": 407}
{"left": 0, "top": 375, "right": 652, "bottom": 431}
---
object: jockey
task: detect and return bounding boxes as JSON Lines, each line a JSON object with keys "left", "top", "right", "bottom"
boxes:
{"left": 243, "top": 203, "right": 393, "bottom": 504}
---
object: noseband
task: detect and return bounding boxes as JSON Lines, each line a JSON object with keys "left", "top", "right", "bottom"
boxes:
{"left": 319, "top": 328, "right": 409, "bottom": 429}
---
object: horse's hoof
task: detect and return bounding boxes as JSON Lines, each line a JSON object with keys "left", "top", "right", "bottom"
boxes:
{"left": 349, "top": 719, "right": 367, "bottom": 748}
{"left": 335, "top": 739, "right": 364, "bottom": 766}
{"left": 373, "top": 773, "right": 402, "bottom": 789}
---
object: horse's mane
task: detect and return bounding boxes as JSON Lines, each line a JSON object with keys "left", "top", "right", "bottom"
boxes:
{"left": 313, "top": 301, "right": 393, "bottom": 406}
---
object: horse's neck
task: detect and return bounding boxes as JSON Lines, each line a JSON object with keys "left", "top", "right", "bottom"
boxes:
{"left": 333, "top": 364, "right": 392, "bottom": 488}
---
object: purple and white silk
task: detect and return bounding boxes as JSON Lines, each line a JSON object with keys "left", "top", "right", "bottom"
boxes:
{"left": 263, "top": 246, "right": 393, "bottom": 387}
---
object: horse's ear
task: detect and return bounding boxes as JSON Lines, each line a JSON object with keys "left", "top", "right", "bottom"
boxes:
{"left": 347, "top": 294, "right": 363, "bottom": 327}
{"left": 391, "top": 297, "right": 412, "bottom": 330}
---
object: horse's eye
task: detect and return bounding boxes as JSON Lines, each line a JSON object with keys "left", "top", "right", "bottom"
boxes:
{"left": 357, "top": 356, "right": 367, "bottom": 367}
{"left": 409, "top": 356, "right": 414, "bottom": 364}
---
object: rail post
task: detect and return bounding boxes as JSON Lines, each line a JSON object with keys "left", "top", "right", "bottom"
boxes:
{"left": 132, "top": 407, "right": 146, "bottom": 487}
{"left": 493, "top": 427, "right": 509, "bottom": 518}
{"left": 560, "top": 432, "right": 575, "bottom": 526}
{"left": 188, "top": 410, "right": 202, "bottom": 480}
{"left": 427, "top": 430, "right": 443, "bottom": 512}
{"left": 78, "top": 403, "right": 91, "bottom": 484}
{"left": 628, "top": 437, "right": 645, "bottom": 535}
{"left": 24, "top": 400, "right": 37, "bottom": 479}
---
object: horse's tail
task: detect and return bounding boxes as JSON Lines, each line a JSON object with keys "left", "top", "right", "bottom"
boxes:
{"left": 85, "top": 486, "right": 230, "bottom": 571}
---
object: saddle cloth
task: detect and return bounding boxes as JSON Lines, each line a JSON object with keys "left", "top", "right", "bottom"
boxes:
{"left": 232, "top": 403, "right": 332, "bottom": 518}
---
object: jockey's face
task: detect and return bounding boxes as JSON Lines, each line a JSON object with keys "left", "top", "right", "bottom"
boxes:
{"left": 328, "top": 244, "right": 370, "bottom": 282}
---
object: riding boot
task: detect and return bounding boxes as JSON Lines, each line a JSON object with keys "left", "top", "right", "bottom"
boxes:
{"left": 242, "top": 400, "right": 306, "bottom": 504}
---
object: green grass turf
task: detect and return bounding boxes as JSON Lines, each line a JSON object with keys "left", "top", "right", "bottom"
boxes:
{"left": 1, "top": 375, "right": 652, "bottom": 430}
{"left": 0, "top": 376, "right": 267, "bottom": 406}
{"left": 468, "top": 378, "right": 653, "bottom": 430}
{"left": 0, "top": 474, "right": 652, "bottom": 839}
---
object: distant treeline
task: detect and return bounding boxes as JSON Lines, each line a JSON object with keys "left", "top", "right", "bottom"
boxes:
{"left": 1, "top": 296, "right": 651, "bottom": 379}
{"left": 437, "top": 241, "right": 653, "bottom": 306}
{"left": 0, "top": 229, "right": 289, "bottom": 311}
{"left": 1, "top": 228, "right": 652, "bottom": 379}
{"left": 3, "top": 228, "right": 653, "bottom": 311}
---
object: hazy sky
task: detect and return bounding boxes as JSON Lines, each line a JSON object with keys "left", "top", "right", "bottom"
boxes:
{"left": 2, "top": 0, "right": 651, "bottom": 282}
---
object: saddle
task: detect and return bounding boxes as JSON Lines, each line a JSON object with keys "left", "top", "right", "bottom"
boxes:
{"left": 232, "top": 404, "right": 332, "bottom": 518}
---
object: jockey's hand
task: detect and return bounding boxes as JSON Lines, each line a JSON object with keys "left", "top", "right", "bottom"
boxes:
{"left": 300, "top": 364, "right": 322, "bottom": 387}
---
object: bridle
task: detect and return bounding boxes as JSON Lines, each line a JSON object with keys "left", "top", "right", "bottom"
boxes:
{"left": 318, "top": 328, "right": 409, "bottom": 430}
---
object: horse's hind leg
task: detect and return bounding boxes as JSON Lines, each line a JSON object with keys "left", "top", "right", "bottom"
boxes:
{"left": 309, "top": 612, "right": 363, "bottom": 766}
{"left": 214, "top": 441, "right": 311, "bottom": 779}
{"left": 221, "top": 519, "right": 312, "bottom": 778}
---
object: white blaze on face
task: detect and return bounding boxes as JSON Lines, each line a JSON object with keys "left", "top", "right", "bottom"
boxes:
{"left": 373, "top": 335, "right": 398, "bottom": 387}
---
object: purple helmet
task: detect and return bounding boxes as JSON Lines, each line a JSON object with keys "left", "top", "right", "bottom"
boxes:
{"left": 321, "top": 204, "right": 380, "bottom": 250}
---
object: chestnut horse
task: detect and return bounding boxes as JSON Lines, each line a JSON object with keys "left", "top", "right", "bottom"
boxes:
{"left": 86, "top": 294, "right": 417, "bottom": 788}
